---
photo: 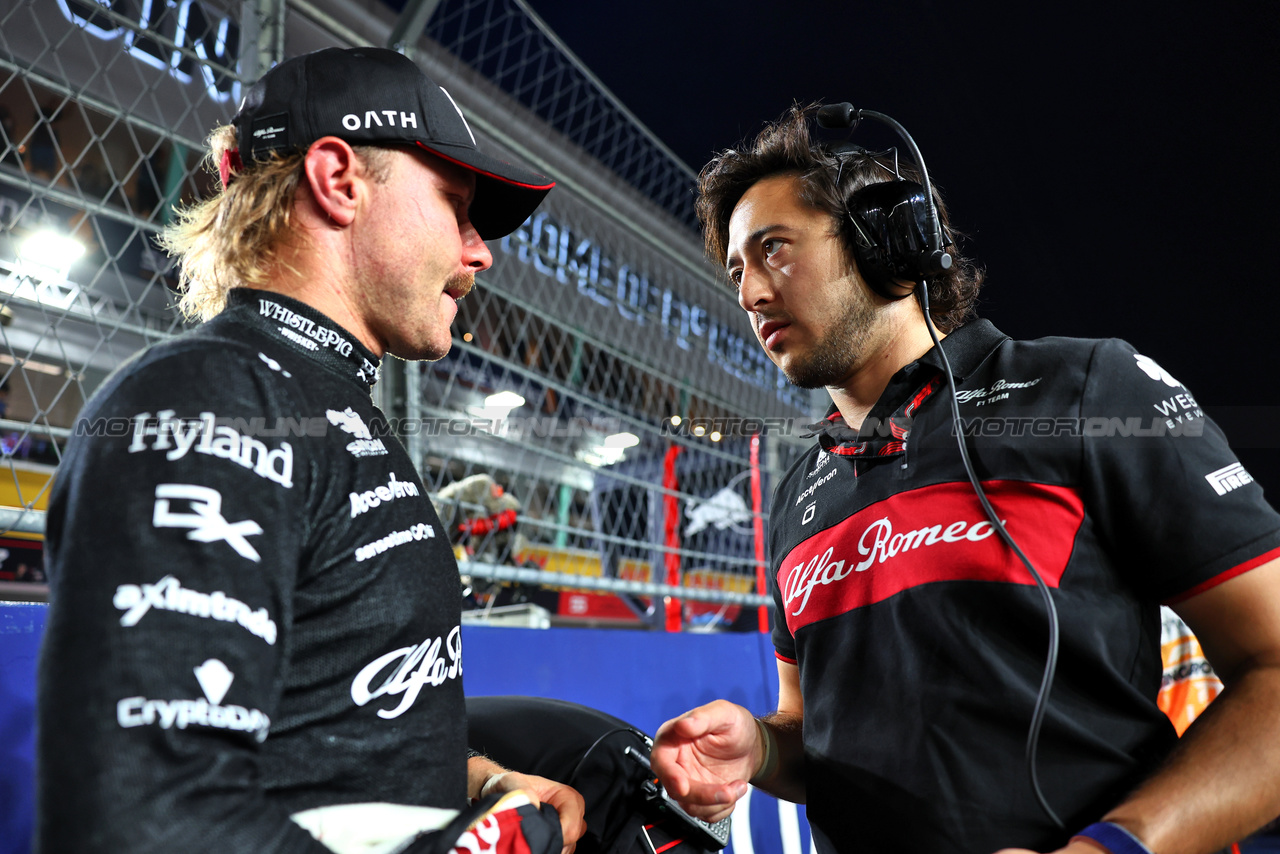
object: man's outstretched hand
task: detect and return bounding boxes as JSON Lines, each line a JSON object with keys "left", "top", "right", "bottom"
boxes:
{"left": 650, "top": 700, "right": 761, "bottom": 823}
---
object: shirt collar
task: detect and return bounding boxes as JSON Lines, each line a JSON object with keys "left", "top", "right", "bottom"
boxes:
{"left": 224, "top": 288, "right": 383, "bottom": 389}
{"left": 805, "top": 319, "right": 1008, "bottom": 453}
{"left": 917, "top": 318, "right": 1007, "bottom": 383}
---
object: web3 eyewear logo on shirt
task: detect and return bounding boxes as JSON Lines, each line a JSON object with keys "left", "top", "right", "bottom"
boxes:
{"left": 1134, "top": 353, "right": 1182, "bottom": 388}
{"left": 117, "top": 658, "right": 271, "bottom": 742}
{"left": 350, "top": 626, "right": 462, "bottom": 720}
{"left": 152, "top": 484, "right": 263, "bottom": 562}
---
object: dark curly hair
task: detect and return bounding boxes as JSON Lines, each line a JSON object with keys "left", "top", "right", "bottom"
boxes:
{"left": 695, "top": 104, "right": 983, "bottom": 332}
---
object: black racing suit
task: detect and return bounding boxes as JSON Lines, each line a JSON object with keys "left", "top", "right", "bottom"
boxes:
{"left": 38, "top": 288, "right": 466, "bottom": 852}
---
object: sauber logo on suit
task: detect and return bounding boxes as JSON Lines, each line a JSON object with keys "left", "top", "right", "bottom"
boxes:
{"left": 777, "top": 480, "right": 1084, "bottom": 632}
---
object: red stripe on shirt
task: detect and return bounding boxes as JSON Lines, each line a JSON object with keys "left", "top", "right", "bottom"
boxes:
{"left": 776, "top": 481, "right": 1084, "bottom": 633}
{"left": 1163, "top": 544, "right": 1280, "bottom": 605}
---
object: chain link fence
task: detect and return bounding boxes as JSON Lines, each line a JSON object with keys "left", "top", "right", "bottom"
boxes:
{"left": 0, "top": 0, "right": 813, "bottom": 628}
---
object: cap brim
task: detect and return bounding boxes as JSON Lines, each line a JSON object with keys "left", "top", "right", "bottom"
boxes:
{"left": 416, "top": 142, "right": 554, "bottom": 240}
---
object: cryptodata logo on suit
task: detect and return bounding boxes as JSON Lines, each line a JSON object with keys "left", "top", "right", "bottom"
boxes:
{"left": 117, "top": 659, "right": 271, "bottom": 742}
{"left": 777, "top": 480, "right": 1085, "bottom": 632}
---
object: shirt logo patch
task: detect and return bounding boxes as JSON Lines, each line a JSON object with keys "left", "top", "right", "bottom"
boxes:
{"left": 351, "top": 626, "right": 463, "bottom": 720}
{"left": 117, "top": 658, "right": 271, "bottom": 741}
{"left": 194, "top": 658, "right": 234, "bottom": 704}
{"left": 806, "top": 451, "right": 832, "bottom": 478}
{"left": 327, "top": 407, "right": 388, "bottom": 457}
{"left": 795, "top": 466, "right": 838, "bottom": 506}
{"left": 258, "top": 352, "right": 292, "bottom": 378}
{"left": 353, "top": 523, "right": 436, "bottom": 562}
{"left": 1205, "top": 462, "right": 1253, "bottom": 496}
{"left": 152, "top": 484, "right": 264, "bottom": 562}
{"left": 259, "top": 299, "right": 354, "bottom": 358}
{"left": 954, "top": 377, "right": 1042, "bottom": 406}
{"left": 128, "top": 410, "right": 294, "bottom": 489}
{"left": 349, "top": 472, "right": 422, "bottom": 518}
{"left": 1134, "top": 353, "right": 1182, "bottom": 388}
{"left": 113, "top": 575, "right": 277, "bottom": 644}
{"left": 777, "top": 481, "right": 1083, "bottom": 633}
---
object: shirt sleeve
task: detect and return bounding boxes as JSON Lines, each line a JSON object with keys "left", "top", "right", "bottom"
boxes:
{"left": 37, "top": 344, "right": 330, "bottom": 853}
{"left": 768, "top": 478, "right": 799, "bottom": 664}
{"left": 1079, "top": 338, "right": 1280, "bottom": 603}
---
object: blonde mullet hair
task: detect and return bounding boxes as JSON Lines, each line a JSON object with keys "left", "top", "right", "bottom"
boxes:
{"left": 158, "top": 124, "right": 393, "bottom": 321}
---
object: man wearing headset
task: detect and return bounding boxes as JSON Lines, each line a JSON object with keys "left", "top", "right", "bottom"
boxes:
{"left": 650, "top": 105, "right": 1280, "bottom": 854}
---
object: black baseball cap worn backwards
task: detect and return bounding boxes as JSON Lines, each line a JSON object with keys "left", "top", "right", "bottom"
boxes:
{"left": 229, "top": 46, "right": 554, "bottom": 239}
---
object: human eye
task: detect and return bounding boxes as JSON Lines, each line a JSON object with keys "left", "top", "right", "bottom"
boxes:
{"left": 726, "top": 267, "right": 743, "bottom": 290}
{"left": 762, "top": 237, "right": 783, "bottom": 258}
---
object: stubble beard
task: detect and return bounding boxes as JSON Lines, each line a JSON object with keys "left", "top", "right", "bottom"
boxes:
{"left": 779, "top": 289, "right": 880, "bottom": 390}
{"left": 421, "top": 271, "right": 475, "bottom": 360}
{"left": 388, "top": 271, "right": 476, "bottom": 363}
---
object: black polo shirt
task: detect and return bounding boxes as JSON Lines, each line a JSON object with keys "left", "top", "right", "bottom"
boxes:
{"left": 768, "top": 320, "right": 1280, "bottom": 854}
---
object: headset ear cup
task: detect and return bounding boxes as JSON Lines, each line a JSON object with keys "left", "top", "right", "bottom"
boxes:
{"left": 844, "top": 210, "right": 898, "bottom": 299}
{"left": 845, "top": 180, "right": 934, "bottom": 300}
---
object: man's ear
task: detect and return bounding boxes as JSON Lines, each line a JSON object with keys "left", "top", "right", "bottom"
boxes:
{"left": 303, "top": 137, "right": 363, "bottom": 227}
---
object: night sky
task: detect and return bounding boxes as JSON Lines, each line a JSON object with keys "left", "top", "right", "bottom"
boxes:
{"left": 522, "top": 0, "right": 1280, "bottom": 501}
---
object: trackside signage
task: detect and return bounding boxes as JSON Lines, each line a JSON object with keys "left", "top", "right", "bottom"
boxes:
{"left": 777, "top": 480, "right": 1084, "bottom": 633}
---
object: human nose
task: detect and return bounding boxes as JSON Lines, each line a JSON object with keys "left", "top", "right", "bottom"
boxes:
{"left": 461, "top": 221, "right": 493, "bottom": 273}
{"left": 736, "top": 263, "right": 775, "bottom": 313}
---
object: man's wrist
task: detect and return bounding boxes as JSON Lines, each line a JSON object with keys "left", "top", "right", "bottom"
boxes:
{"left": 1071, "top": 822, "right": 1154, "bottom": 854}
{"left": 467, "top": 753, "right": 507, "bottom": 800}
{"left": 478, "top": 770, "right": 511, "bottom": 799}
{"left": 749, "top": 717, "right": 778, "bottom": 785}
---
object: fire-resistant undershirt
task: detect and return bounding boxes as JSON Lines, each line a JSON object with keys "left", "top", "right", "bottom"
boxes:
{"left": 768, "top": 319, "right": 1280, "bottom": 854}
{"left": 37, "top": 289, "right": 466, "bottom": 853}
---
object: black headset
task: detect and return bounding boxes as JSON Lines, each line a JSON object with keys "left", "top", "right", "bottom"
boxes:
{"left": 845, "top": 178, "right": 953, "bottom": 300}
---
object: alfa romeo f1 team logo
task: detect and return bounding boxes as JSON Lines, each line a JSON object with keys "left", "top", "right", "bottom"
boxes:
{"left": 776, "top": 481, "right": 1084, "bottom": 632}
